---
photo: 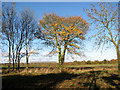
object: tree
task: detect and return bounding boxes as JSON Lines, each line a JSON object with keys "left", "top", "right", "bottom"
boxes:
{"left": 84, "top": 2, "right": 120, "bottom": 76}
{"left": 86, "top": 60, "right": 92, "bottom": 64}
{"left": 103, "top": 59, "right": 107, "bottom": 64}
{"left": 2, "top": 3, "right": 38, "bottom": 71}
{"left": 0, "top": 2, "right": 2, "bottom": 39}
{"left": 2, "top": 3, "right": 17, "bottom": 71}
{"left": 14, "top": 13, "right": 25, "bottom": 70}
{"left": 93, "top": 60, "right": 99, "bottom": 64}
{"left": 36, "top": 13, "right": 89, "bottom": 72}
{"left": 20, "top": 9, "right": 38, "bottom": 71}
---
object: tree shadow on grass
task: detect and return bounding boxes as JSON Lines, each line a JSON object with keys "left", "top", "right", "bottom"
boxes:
{"left": 2, "top": 71, "right": 79, "bottom": 89}
{"left": 89, "top": 71, "right": 105, "bottom": 89}
{"left": 2, "top": 70, "right": 120, "bottom": 89}
{"left": 102, "top": 73, "right": 120, "bottom": 89}
{"left": 81, "top": 70, "right": 102, "bottom": 89}
{"left": 78, "top": 70, "right": 120, "bottom": 89}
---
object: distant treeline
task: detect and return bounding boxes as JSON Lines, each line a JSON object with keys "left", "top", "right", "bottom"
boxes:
{"left": 69, "top": 59, "right": 117, "bottom": 65}
{"left": 2, "top": 59, "right": 117, "bottom": 66}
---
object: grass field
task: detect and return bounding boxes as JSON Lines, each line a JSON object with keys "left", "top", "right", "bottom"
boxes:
{"left": 1, "top": 63, "right": 117, "bottom": 68}
{"left": 1, "top": 63, "right": 120, "bottom": 89}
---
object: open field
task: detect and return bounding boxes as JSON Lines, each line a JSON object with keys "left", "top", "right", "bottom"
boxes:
{"left": 1, "top": 63, "right": 117, "bottom": 68}
{"left": 1, "top": 63, "right": 117, "bottom": 74}
{"left": 1, "top": 63, "right": 120, "bottom": 89}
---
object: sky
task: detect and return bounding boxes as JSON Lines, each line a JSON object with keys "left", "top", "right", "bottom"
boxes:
{"left": 0, "top": 1, "right": 118, "bottom": 63}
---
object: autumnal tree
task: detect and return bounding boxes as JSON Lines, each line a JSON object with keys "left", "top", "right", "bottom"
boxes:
{"left": 36, "top": 13, "right": 89, "bottom": 72}
{"left": 84, "top": 2, "right": 120, "bottom": 76}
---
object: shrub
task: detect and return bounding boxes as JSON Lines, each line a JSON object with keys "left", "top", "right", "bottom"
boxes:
{"left": 86, "top": 60, "right": 92, "bottom": 64}
{"left": 103, "top": 59, "right": 107, "bottom": 64}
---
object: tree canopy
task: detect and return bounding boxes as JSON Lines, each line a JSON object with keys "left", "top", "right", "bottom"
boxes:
{"left": 36, "top": 13, "right": 89, "bottom": 72}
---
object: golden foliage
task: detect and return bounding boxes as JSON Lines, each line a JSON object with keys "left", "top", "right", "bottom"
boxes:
{"left": 12, "top": 3, "right": 15, "bottom": 5}
{"left": 52, "top": 38, "right": 55, "bottom": 41}
{"left": 39, "top": 13, "right": 89, "bottom": 55}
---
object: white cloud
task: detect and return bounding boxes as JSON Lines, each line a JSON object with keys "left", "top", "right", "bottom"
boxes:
{"left": 42, "top": 51, "right": 49, "bottom": 56}
{"left": 0, "top": 52, "right": 8, "bottom": 57}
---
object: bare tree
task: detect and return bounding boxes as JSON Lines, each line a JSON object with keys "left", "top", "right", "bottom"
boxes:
{"left": 2, "top": 3, "right": 38, "bottom": 72}
{"left": 84, "top": 2, "right": 120, "bottom": 76}
{"left": 2, "top": 3, "right": 17, "bottom": 71}
{"left": 20, "top": 9, "right": 38, "bottom": 71}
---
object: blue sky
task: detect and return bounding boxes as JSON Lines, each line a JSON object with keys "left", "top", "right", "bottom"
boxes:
{"left": 1, "top": 0, "right": 119, "bottom": 2}
{"left": 0, "top": 2, "right": 118, "bottom": 63}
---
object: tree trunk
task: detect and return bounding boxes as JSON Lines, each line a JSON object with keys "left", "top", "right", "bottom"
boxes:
{"left": 26, "top": 47, "right": 29, "bottom": 72}
{"left": 26, "top": 29, "right": 29, "bottom": 72}
{"left": 18, "top": 52, "right": 20, "bottom": 70}
{"left": 8, "top": 41, "right": 11, "bottom": 72}
{"left": 59, "top": 53, "right": 62, "bottom": 72}
{"left": 61, "top": 57, "right": 64, "bottom": 72}
{"left": 61, "top": 43, "right": 67, "bottom": 72}
{"left": 59, "top": 49, "right": 66, "bottom": 72}
{"left": 58, "top": 47, "right": 62, "bottom": 72}
{"left": 12, "top": 43, "right": 15, "bottom": 71}
{"left": 61, "top": 53, "right": 66, "bottom": 72}
{"left": 15, "top": 51, "right": 18, "bottom": 69}
{"left": 116, "top": 45, "right": 120, "bottom": 76}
